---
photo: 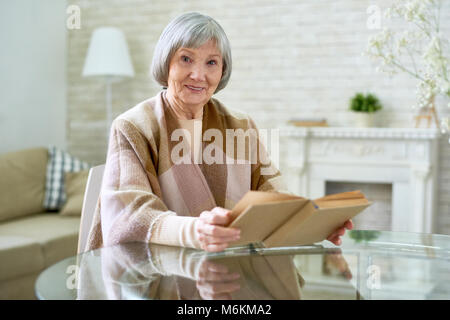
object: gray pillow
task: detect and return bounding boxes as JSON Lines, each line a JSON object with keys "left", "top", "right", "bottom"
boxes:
{"left": 43, "top": 146, "right": 90, "bottom": 210}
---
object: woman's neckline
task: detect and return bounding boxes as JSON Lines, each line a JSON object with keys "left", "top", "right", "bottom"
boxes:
{"left": 162, "top": 90, "right": 204, "bottom": 120}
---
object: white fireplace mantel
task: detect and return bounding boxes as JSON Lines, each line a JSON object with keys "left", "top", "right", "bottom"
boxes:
{"left": 279, "top": 127, "right": 441, "bottom": 233}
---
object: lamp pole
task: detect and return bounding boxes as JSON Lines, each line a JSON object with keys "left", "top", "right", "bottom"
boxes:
{"left": 105, "top": 77, "right": 113, "bottom": 140}
{"left": 82, "top": 27, "right": 134, "bottom": 145}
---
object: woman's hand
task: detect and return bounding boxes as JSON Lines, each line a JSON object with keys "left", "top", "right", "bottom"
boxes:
{"left": 195, "top": 207, "right": 241, "bottom": 252}
{"left": 326, "top": 219, "right": 353, "bottom": 246}
{"left": 196, "top": 259, "right": 241, "bottom": 300}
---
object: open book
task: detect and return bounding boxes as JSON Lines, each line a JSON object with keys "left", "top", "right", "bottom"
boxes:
{"left": 228, "top": 190, "right": 371, "bottom": 247}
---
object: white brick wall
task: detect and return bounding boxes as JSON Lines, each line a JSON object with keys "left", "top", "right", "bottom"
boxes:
{"left": 67, "top": 0, "right": 450, "bottom": 234}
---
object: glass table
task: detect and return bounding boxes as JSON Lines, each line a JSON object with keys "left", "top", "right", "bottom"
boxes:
{"left": 35, "top": 230, "right": 450, "bottom": 300}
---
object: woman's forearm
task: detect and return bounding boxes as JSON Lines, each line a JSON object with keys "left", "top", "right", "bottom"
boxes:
{"left": 149, "top": 215, "right": 202, "bottom": 249}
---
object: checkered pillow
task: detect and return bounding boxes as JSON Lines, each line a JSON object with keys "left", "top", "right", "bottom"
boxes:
{"left": 43, "top": 146, "right": 91, "bottom": 210}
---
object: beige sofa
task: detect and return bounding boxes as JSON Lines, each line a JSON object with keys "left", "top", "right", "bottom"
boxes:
{"left": 0, "top": 148, "right": 82, "bottom": 299}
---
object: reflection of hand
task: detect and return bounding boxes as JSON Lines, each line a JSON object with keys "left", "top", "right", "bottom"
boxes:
{"left": 325, "top": 253, "right": 352, "bottom": 280}
{"left": 195, "top": 207, "right": 241, "bottom": 252}
{"left": 326, "top": 219, "right": 353, "bottom": 246}
{"left": 196, "top": 259, "right": 241, "bottom": 300}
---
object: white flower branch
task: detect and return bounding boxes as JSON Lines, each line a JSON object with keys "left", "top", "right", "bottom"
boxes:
{"left": 366, "top": 0, "right": 450, "bottom": 109}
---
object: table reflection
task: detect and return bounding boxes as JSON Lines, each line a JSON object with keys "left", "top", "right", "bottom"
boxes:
{"left": 36, "top": 230, "right": 450, "bottom": 300}
{"left": 76, "top": 242, "right": 355, "bottom": 300}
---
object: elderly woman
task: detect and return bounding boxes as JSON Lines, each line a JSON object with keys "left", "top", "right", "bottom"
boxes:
{"left": 85, "top": 12, "right": 352, "bottom": 253}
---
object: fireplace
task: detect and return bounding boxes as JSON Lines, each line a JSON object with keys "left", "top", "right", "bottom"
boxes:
{"left": 325, "top": 181, "right": 392, "bottom": 231}
{"left": 280, "top": 127, "right": 440, "bottom": 233}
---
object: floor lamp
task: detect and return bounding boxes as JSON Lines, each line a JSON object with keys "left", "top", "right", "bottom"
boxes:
{"left": 82, "top": 27, "right": 134, "bottom": 139}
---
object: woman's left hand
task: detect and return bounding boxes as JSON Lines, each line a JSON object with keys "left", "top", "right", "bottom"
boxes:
{"left": 326, "top": 219, "right": 353, "bottom": 246}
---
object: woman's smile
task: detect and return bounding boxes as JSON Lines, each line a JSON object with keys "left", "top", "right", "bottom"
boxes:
{"left": 185, "top": 84, "right": 205, "bottom": 93}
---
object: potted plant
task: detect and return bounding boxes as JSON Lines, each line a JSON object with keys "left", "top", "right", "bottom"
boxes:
{"left": 349, "top": 92, "right": 383, "bottom": 127}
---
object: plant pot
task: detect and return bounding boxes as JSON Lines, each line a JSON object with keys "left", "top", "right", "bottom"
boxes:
{"left": 355, "top": 112, "right": 375, "bottom": 128}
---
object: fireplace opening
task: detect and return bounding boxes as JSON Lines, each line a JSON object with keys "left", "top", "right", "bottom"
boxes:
{"left": 325, "top": 181, "right": 392, "bottom": 231}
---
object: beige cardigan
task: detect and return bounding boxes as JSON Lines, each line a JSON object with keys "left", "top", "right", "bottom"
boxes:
{"left": 85, "top": 91, "right": 287, "bottom": 252}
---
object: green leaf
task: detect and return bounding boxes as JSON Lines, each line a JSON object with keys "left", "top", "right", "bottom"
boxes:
{"left": 349, "top": 92, "right": 383, "bottom": 113}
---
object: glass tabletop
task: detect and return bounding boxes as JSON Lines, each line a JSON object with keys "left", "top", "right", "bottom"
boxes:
{"left": 35, "top": 230, "right": 450, "bottom": 300}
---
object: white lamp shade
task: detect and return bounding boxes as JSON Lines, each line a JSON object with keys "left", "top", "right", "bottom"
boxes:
{"left": 82, "top": 27, "right": 134, "bottom": 79}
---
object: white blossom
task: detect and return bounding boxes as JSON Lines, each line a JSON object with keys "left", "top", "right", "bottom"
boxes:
{"left": 365, "top": 0, "right": 450, "bottom": 113}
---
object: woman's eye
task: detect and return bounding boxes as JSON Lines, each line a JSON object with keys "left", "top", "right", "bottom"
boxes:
{"left": 181, "top": 56, "right": 191, "bottom": 63}
{"left": 207, "top": 60, "right": 217, "bottom": 65}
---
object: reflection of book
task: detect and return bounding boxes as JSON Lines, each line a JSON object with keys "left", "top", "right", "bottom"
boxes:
{"left": 228, "top": 190, "right": 371, "bottom": 247}
{"left": 212, "top": 254, "right": 303, "bottom": 300}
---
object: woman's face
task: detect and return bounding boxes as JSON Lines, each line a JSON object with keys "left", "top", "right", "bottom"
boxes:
{"left": 167, "top": 39, "right": 223, "bottom": 109}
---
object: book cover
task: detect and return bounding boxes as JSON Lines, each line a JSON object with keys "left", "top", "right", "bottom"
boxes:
{"left": 228, "top": 190, "right": 371, "bottom": 247}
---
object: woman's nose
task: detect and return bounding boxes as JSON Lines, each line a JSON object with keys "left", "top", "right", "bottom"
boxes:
{"left": 189, "top": 64, "right": 207, "bottom": 82}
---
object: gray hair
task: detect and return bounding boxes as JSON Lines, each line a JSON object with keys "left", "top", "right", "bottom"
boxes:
{"left": 151, "top": 12, "right": 232, "bottom": 93}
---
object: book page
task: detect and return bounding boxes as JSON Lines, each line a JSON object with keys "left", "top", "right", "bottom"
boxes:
{"left": 230, "top": 191, "right": 304, "bottom": 224}
{"left": 264, "top": 203, "right": 371, "bottom": 247}
{"left": 314, "top": 190, "right": 369, "bottom": 208}
{"left": 229, "top": 199, "right": 308, "bottom": 246}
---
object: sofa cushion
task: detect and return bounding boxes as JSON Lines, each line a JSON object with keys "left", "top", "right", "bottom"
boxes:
{"left": 0, "top": 147, "right": 48, "bottom": 222}
{"left": 0, "top": 214, "right": 81, "bottom": 267}
{"left": 0, "top": 236, "right": 45, "bottom": 282}
{"left": 0, "top": 270, "right": 41, "bottom": 300}
{"left": 44, "top": 146, "right": 90, "bottom": 211}
{"left": 60, "top": 169, "right": 89, "bottom": 216}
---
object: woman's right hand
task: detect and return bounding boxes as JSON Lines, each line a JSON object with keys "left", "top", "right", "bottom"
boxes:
{"left": 195, "top": 207, "right": 241, "bottom": 252}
